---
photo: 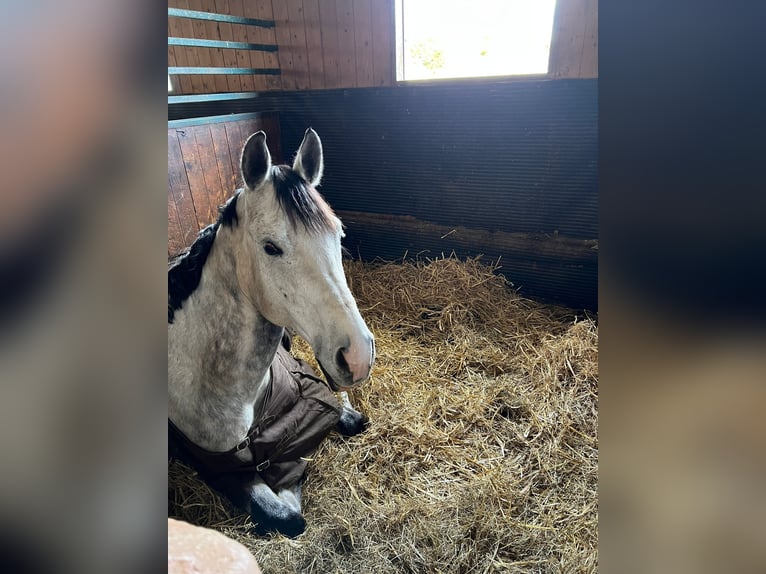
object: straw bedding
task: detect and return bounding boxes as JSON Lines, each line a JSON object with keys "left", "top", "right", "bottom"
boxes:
{"left": 169, "top": 257, "right": 598, "bottom": 573}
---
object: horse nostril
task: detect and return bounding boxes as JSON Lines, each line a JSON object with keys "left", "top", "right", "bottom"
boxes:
{"left": 336, "top": 348, "right": 349, "bottom": 373}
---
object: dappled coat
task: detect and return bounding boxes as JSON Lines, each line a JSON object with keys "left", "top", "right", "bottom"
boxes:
{"left": 169, "top": 340, "right": 341, "bottom": 491}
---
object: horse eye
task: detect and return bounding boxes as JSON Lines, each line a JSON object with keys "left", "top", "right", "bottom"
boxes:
{"left": 263, "top": 241, "right": 283, "bottom": 257}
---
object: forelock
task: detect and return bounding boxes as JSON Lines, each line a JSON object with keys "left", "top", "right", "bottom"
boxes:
{"left": 270, "top": 165, "right": 337, "bottom": 233}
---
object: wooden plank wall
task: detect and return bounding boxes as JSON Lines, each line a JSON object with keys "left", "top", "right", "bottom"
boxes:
{"left": 168, "top": 0, "right": 395, "bottom": 94}
{"left": 167, "top": 114, "right": 282, "bottom": 256}
{"left": 548, "top": 0, "right": 598, "bottom": 78}
{"left": 169, "top": 0, "right": 597, "bottom": 93}
{"left": 168, "top": 0, "right": 282, "bottom": 93}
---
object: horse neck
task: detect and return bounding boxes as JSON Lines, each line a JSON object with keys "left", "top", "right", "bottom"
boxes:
{"left": 175, "top": 224, "right": 283, "bottom": 450}
{"left": 205, "top": 223, "right": 285, "bottom": 386}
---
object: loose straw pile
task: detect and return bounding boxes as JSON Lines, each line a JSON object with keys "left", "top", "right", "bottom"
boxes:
{"left": 169, "top": 256, "right": 598, "bottom": 573}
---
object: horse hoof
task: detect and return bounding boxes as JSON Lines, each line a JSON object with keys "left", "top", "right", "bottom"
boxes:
{"left": 336, "top": 409, "right": 369, "bottom": 436}
{"left": 251, "top": 509, "right": 306, "bottom": 539}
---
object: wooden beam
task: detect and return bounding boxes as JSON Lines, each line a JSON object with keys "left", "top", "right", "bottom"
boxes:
{"left": 371, "top": 0, "right": 394, "bottom": 86}
{"left": 579, "top": 0, "right": 598, "bottom": 78}
{"left": 353, "top": 0, "right": 374, "bottom": 87}
{"left": 286, "top": 0, "right": 311, "bottom": 90}
{"left": 319, "top": 0, "right": 341, "bottom": 88}
{"left": 336, "top": 211, "right": 598, "bottom": 263}
{"left": 302, "top": 0, "right": 326, "bottom": 89}
{"left": 336, "top": 0, "right": 358, "bottom": 87}
{"left": 187, "top": 0, "right": 222, "bottom": 93}
{"left": 227, "top": 0, "right": 257, "bottom": 91}
{"left": 272, "top": 0, "right": 296, "bottom": 89}
{"left": 548, "top": 0, "right": 597, "bottom": 79}
{"left": 214, "top": 0, "right": 243, "bottom": 92}
{"left": 255, "top": 0, "right": 283, "bottom": 90}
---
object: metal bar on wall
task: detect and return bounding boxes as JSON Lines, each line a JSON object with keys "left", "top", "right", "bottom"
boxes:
{"left": 168, "top": 37, "right": 278, "bottom": 52}
{"left": 168, "top": 112, "right": 266, "bottom": 129}
{"left": 168, "top": 8, "right": 275, "bottom": 28}
{"left": 168, "top": 92, "right": 261, "bottom": 104}
{"left": 169, "top": 67, "right": 281, "bottom": 75}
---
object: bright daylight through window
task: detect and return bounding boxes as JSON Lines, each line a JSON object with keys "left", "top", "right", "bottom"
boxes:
{"left": 395, "top": 0, "right": 558, "bottom": 81}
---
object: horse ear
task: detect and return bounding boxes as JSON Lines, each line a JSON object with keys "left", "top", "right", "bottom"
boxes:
{"left": 241, "top": 131, "right": 272, "bottom": 190}
{"left": 293, "top": 128, "right": 324, "bottom": 187}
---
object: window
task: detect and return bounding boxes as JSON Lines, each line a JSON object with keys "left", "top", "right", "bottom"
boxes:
{"left": 395, "top": 0, "right": 558, "bottom": 82}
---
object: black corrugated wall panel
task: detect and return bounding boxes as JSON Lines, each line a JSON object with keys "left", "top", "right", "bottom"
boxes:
{"left": 169, "top": 79, "right": 598, "bottom": 310}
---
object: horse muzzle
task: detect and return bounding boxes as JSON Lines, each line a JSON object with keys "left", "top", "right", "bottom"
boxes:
{"left": 320, "top": 335, "right": 375, "bottom": 391}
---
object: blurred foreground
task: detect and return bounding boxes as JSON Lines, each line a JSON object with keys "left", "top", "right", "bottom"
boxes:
{"left": 0, "top": 2, "right": 166, "bottom": 572}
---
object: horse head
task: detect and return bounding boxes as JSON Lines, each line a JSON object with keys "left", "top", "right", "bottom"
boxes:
{"left": 235, "top": 128, "right": 375, "bottom": 390}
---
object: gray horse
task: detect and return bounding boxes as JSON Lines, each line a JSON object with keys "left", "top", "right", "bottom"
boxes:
{"left": 168, "top": 128, "right": 374, "bottom": 537}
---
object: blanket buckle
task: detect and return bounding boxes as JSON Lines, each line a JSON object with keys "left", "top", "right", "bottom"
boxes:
{"left": 233, "top": 436, "right": 250, "bottom": 452}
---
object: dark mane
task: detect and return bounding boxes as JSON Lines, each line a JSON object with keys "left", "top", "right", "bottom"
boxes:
{"left": 168, "top": 192, "right": 240, "bottom": 323}
{"left": 271, "top": 165, "right": 336, "bottom": 233}
{"left": 218, "top": 188, "right": 240, "bottom": 227}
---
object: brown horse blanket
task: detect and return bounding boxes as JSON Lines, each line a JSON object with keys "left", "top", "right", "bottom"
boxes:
{"left": 169, "top": 342, "right": 341, "bottom": 491}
